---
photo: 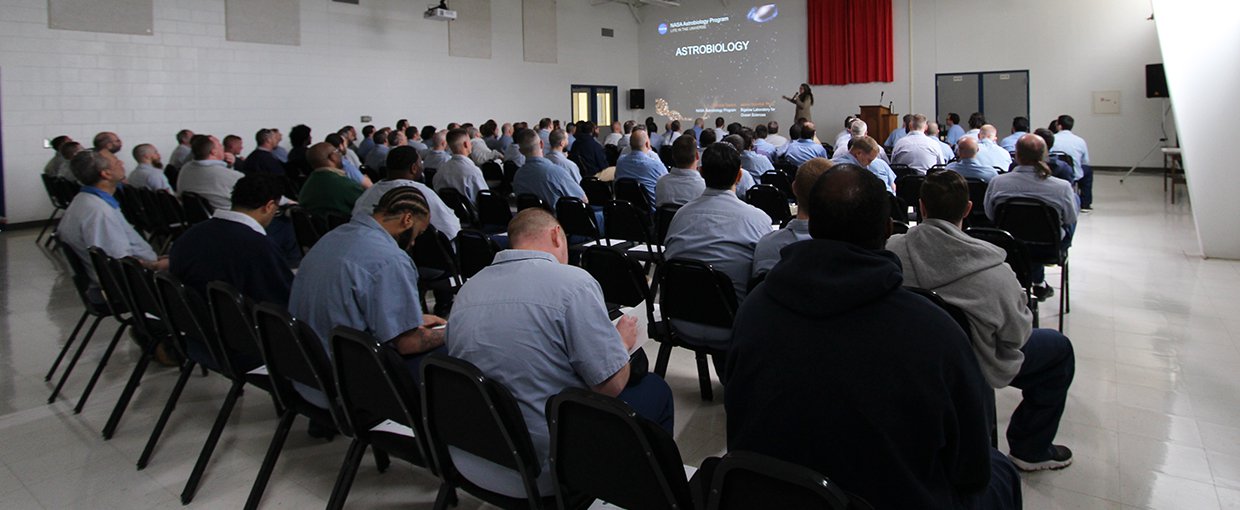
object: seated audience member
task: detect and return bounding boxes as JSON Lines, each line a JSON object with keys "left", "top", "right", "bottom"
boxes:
{"left": 167, "top": 129, "right": 195, "bottom": 169}
{"left": 711, "top": 116, "right": 728, "bottom": 141}
{"left": 947, "top": 137, "right": 999, "bottom": 182}
{"left": 406, "top": 126, "right": 429, "bottom": 154}
{"left": 340, "top": 126, "right": 365, "bottom": 167}
{"left": 536, "top": 118, "right": 553, "bottom": 147}
{"left": 765, "top": 121, "right": 788, "bottom": 147}
{"left": 564, "top": 122, "right": 577, "bottom": 150}
{"left": 775, "top": 123, "right": 802, "bottom": 161}
{"left": 944, "top": 112, "right": 966, "bottom": 145}
{"left": 617, "top": 120, "right": 636, "bottom": 151}
{"left": 353, "top": 146, "right": 461, "bottom": 240}
{"left": 496, "top": 122, "right": 515, "bottom": 151}
{"left": 356, "top": 125, "right": 377, "bottom": 160}
{"left": 614, "top": 129, "right": 668, "bottom": 212}
{"left": 752, "top": 124, "right": 777, "bottom": 159}
{"left": 289, "top": 186, "right": 446, "bottom": 394}
{"left": 43, "top": 135, "right": 74, "bottom": 176}
{"left": 270, "top": 128, "right": 289, "bottom": 163}
{"left": 512, "top": 128, "right": 587, "bottom": 209}
{"left": 976, "top": 125, "right": 1014, "bottom": 171}
{"left": 544, "top": 129, "right": 582, "bottom": 182}
{"left": 1032, "top": 129, "right": 1076, "bottom": 182}
{"left": 170, "top": 174, "right": 293, "bottom": 305}
{"left": 245, "top": 128, "right": 287, "bottom": 176}
{"left": 569, "top": 121, "right": 609, "bottom": 177}
{"left": 297, "top": 142, "right": 365, "bottom": 218}
{"left": 127, "top": 143, "right": 172, "bottom": 191}
{"left": 363, "top": 128, "right": 392, "bottom": 170}
{"left": 780, "top": 121, "right": 829, "bottom": 167}
{"left": 467, "top": 125, "right": 503, "bottom": 166}
{"left": 422, "top": 131, "right": 452, "bottom": 170}
{"left": 92, "top": 131, "right": 123, "bottom": 155}
{"left": 888, "top": 169, "right": 1076, "bottom": 471}
{"left": 725, "top": 164, "right": 1021, "bottom": 510}
{"left": 892, "top": 114, "right": 946, "bottom": 173}
{"left": 661, "top": 120, "right": 683, "bottom": 148}
{"left": 503, "top": 130, "right": 527, "bottom": 167}
{"left": 603, "top": 121, "right": 624, "bottom": 146}
{"left": 55, "top": 142, "right": 85, "bottom": 182}
{"left": 222, "top": 134, "right": 245, "bottom": 173}
{"left": 447, "top": 209, "right": 674, "bottom": 498}
{"left": 284, "top": 124, "right": 313, "bottom": 180}
{"left": 831, "top": 135, "right": 895, "bottom": 195}
{"left": 719, "top": 134, "right": 758, "bottom": 197}
{"left": 655, "top": 135, "right": 706, "bottom": 207}
{"left": 737, "top": 129, "right": 775, "bottom": 180}
{"left": 884, "top": 113, "right": 913, "bottom": 151}
{"left": 1000, "top": 116, "right": 1030, "bottom": 153}
{"left": 665, "top": 142, "right": 771, "bottom": 310}
{"left": 833, "top": 116, "right": 856, "bottom": 152}
{"left": 178, "top": 134, "right": 245, "bottom": 211}
{"left": 985, "top": 134, "right": 1079, "bottom": 299}
{"left": 59, "top": 150, "right": 165, "bottom": 271}
{"left": 325, "top": 133, "right": 373, "bottom": 188}
{"left": 644, "top": 118, "right": 664, "bottom": 151}
{"left": 927, "top": 121, "right": 956, "bottom": 162}
{"left": 831, "top": 119, "right": 890, "bottom": 163}
{"left": 433, "top": 128, "right": 489, "bottom": 202}
{"left": 1052, "top": 114, "right": 1092, "bottom": 210}
{"left": 420, "top": 125, "right": 439, "bottom": 155}
{"left": 962, "top": 112, "right": 986, "bottom": 141}
{"left": 750, "top": 158, "right": 833, "bottom": 277}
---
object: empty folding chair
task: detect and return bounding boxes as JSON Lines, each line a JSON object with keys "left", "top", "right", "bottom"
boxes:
{"left": 581, "top": 178, "right": 613, "bottom": 205}
{"left": 895, "top": 174, "right": 925, "bottom": 222}
{"left": 437, "top": 187, "right": 479, "bottom": 227}
{"left": 614, "top": 179, "right": 652, "bottom": 215}
{"left": 38, "top": 174, "right": 71, "bottom": 245}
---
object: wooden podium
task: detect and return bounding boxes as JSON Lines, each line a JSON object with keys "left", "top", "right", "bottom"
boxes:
{"left": 859, "top": 105, "right": 898, "bottom": 148}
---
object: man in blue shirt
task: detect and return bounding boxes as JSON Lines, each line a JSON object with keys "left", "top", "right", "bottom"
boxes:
{"left": 512, "top": 128, "right": 587, "bottom": 209}
{"left": 738, "top": 129, "right": 775, "bottom": 180}
{"left": 614, "top": 129, "right": 667, "bottom": 213}
{"left": 927, "top": 121, "right": 955, "bottom": 162}
{"left": 976, "top": 125, "right": 1013, "bottom": 171}
{"left": 832, "top": 136, "right": 895, "bottom": 195}
{"left": 655, "top": 135, "right": 705, "bottom": 207}
{"left": 781, "top": 121, "right": 829, "bottom": 167}
{"left": 947, "top": 137, "right": 999, "bottom": 182}
{"left": 944, "top": 112, "right": 966, "bottom": 146}
{"left": 433, "top": 128, "right": 489, "bottom": 203}
{"left": 356, "top": 125, "right": 376, "bottom": 160}
{"left": 892, "top": 114, "right": 946, "bottom": 174}
{"left": 353, "top": 146, "right": 461, "bottom": 241}
{"left": 544, "top": 129, "right": 582, "bottom": 182}
{"left": 884, "top": 114, "right": 913, "bottom": 151}
{"left": 751, "top": 157, "right": 831, "bottom": 278}
{"left": 1052, "top": 115, "right": 1092, "bottom": 210}
{"left": 752, "top": 124, "right": 778, "bottom": 160}
{"left": 363, "top": 129, "right": 392, "bottom": 171}
{"left": 59, "top": 150, "right": 165, "bottom": 273}
{"left": 1000, "top": 117, "right": 1030, "bottom": 153}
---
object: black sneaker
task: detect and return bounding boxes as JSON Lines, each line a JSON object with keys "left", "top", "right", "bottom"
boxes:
{"left": 1010, "top": 445, "right": 1073, "bottom": 472}
{"left": 307, "top": 419, "right": 338, "bottom": 441}
{"left": 1033, "top": 284, "right": 1055, "bottom": 302}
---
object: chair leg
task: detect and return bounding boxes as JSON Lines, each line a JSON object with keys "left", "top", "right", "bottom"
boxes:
{"left": 181, "top": 380, "right": 244, "bottom": 504}
{"left": 1063, "top": 261, "right": 1070, "bottom": 313}
{"left": 433, "top": 482, "right": 459, "bottom": 510}
{"left": 46, "top": 311, "right": 90, "bottom": 381}
{"left": 47, "top": 315, "right": 103, "bottom": 403}
{"left": 1028, "top": 290, "right": 1039, "bottom": 329}
{"left": 373, "top": 447, "right": 391, "bottom": 473}
{"left": 36, "top": 208, "right": 60, "bottom": 245}
{"left": 244, "top": 411, "right": 297, "bottom": 510}
{"left": 325, "top": 439, "right": 369, "bottom": 510}
{"left": 102, "top": 338, "right": 157, "bottom": 440}
{"left": 74, "top": 322, "right": 129, "bottom": 413}
{"left": 695, "top": 352, "right": 713, "bottom": 401}
{"left": 653, "top": 343, "right": 673, "bottom": 376}
{"left": 137, "top": 361, "right": 197, "bottom": 469}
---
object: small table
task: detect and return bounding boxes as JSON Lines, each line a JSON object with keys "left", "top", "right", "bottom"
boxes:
{"left": 1162, "top": 147, "right": 1186, "bottom": 203}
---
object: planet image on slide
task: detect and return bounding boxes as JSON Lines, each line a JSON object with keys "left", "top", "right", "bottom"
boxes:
{"left": 747, "top": 4, "right": 778, "bottom": 23}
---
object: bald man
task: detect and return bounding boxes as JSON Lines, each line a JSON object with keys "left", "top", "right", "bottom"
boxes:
{"left": 127, "top": 143, "right": 171, "bottom": 191}
{"left": 975, "top": 125, "right": 1013, "bottom": 170}
{"left": 831, "top": 135, "right": 895, "bottom": 195}
{"left": 447, "top": 208, "right": 673, "bottom": 499}
{"left": 297, "top": 141, "right": 364, "bottom": 218}
{"left": 891, "top": 114, "right": 946, "bottom": 173}
{"left": 947, "top": 137, "right": 998, "bottom": 182}
{"left": 613, "top": 128, "right": 668, "bottom": 212}
{"left": 750, "top": 157, "right": 834, "bottom": 277}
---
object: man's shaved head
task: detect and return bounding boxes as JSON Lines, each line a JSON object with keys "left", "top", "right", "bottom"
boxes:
{"left": 792, "top": 158, "right": 834, "bottom": 202}
{"left": 307, "top": 142, "right": 338, "bottom": 169}
{"left": 955, "top": 136, "right": 979, "bottom": 158}
{"left": 806, "top": 164, "right": 892, "bottom": 250}
{"left": 508, "top": 208, "right": 561, "bottom": 248}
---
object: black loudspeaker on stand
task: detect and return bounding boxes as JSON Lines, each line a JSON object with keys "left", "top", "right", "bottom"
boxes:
{"left": 1146, "top": 64, "right": 1168, "bottom": 98}
{"left": 629, "top": 89, "right": 645, "bottom": 110}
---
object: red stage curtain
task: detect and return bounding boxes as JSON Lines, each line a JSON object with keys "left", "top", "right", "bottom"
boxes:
{"left": 808, "top": 0, "right": 894, "bottom": 86}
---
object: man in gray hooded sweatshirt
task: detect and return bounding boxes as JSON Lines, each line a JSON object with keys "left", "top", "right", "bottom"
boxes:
{"left": 887, "top": 169, "right": 1076, "bottom": 473}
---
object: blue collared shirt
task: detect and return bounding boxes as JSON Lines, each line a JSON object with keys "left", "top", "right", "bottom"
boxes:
{"left": 999, "top": 132, "right": 1026, "bottom": 152}
{"left": 1051, "top": 130, "right": 1089, "bottom": 181}
{"left": 128, "top": 163, "right": 172, "bottom": 191}
{"left": 59, "top": 188, "right": 157, "bottom": 274}
{"left": 976, "top": 139, "right": 1013, "bottom": 172}
{"left": 615, "top": 151, "right": 668, "bottom": 212}
{"left": 432, "top": 154, "right": 489, "bottom": 202}
{"left": 664, "top": 188, "right": 772, "bottom": 302}
{"left": 782, "top": 139, "right": 829, "bottom": 167}
{"left": 364, "top": 145, "right": 391, "bottom": 170}
{"left": 751, "top": 218, "right": 811, "bottom": 278}
{"left": 272, "top": 146, "right": 289, "bottom": 163}
{"left": 884, "top": 127, "right": 908, "bottom": 150}
{"left": 503, "top": 144, "right": 526, "bottom": 167}
{"left": 947, "top": 158, "right": 999, "bottom": 183}
{"left": 832, "top": 152, "right": 896, "bottom": 195}
{"left": 892, "top": 132, "right": 946, "bottom": 173}
{"left": 753, "top": 138, "right": 777, "bottom": 160}
{"left": 513, "top": 156, "right": 585, "bottom": 209}
{"left": 357, "top": 138, "right": 376, "bottom": 160}
{"left": 740, "top": 150, "right": 775, "bottom": 179}
{"left": 545, "top": 150, "right": 582, "bottom": 182}
{"left": 341, "top": 155, "right": 366, "bottom": 184}
{"left": 352, "top": 179, "right": 462, "bottom": 240}
{"left": 945, "top": 124, "right": 966, "bottom": 145}
{"left": 655, "top": 168, "right": 706, "bottom": 207}
{"left": 422, "top": 149, "right": 452, "bottom": 170}
{"left": 446, "top": 249, "right": 630, "bottom": 498}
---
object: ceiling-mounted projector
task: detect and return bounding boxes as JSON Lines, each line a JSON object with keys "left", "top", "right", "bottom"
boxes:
{"left": 425, "top": 1, "right": 456, "bottom": 21}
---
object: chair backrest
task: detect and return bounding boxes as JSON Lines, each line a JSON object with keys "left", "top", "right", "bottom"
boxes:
{"left": 437, "top": 187, "right": 479, "bottom": 226}
{"left": 891, "top": 163, "right": 917, "bottom": 180}
{"left": 324, "top": 212, "right": 350, "bottom": 231}
{"left": 43, "top": 175, "right": 71, "bottom": 209}
{"left": 116, "top": 187, "right": 147, "bottom": 231}
{"left": 580, "top": 246, "right": 650, "bottom": 308}
{"left": 614, "top": 179, "right": 651, "bottom": 213}
{"left": 966, "top": 227, "right": 1034, "bottom": 290}
{"left": 964, "top": 178, "right": 991, "bottom": 227}
{"left": 156, "top": 191, "right": 187, "bottom": 228}
{"left": 288, "top": 207, "right": 323, "bottom": 252}
{"left": 581, "top": 178, "right": 613, "bottom": 205}
{"left": 252, "top": 302, "right": 342, "bottom": 421}
{"left": 516, "top": 193, "right": 548, "bottom": 212}
{"left": 655, "top": 204, "right": 681, "bottom": 245}
{"left": 707, "top": 451, "right": 850, "bottom": 510}
{"left": 119, "top": 257, "right": 166, "bottom": 336}
{"left": 422, "top": 167, "right": 438, "bottom": 188}
{"left": 994, "top": 198, "right": 1063, "bottom": 255}
{"left": 604, "top": 144, "right": 621, "bottom": 167}
{"left": 546, "top": 388, "right": 694, "bottom": 510}
{"left": 890, "top": 219, "right": 909, "bottom": 234}
{"left": 454, "top": 229, "right": 500, "bottom": 280}
{"left": 135, "top": 188, "right": 168, "bottom": 233}
{"left": 1050, "top": 151, "right": 1075, "bottom": 169}
{"left": 657, "top": 146, "right": 676, "bottom": 168}
{"left": 895, "top": 175, "right": 925, "bottom": 220}
{"left": 480, "top": 161, "right": 504, "bottom": 182}
{"left": 53, "top": 177, "right": 82, "bottom": 206}
{"left": 154, "top": 272, "right": 226, "bottom": 373}
{"left": 476, "top": 189, "right": 513, "bottom": 230}
{"left": 180, "top": 192, "right": 214, "bottom": 225}
{"left": 905, "top": 287, "right": 972, "bottom": 337}
{"left": 410, "top": 225, "right": 460, "bottom": 281}
{"left": 603, "top": 200, "right": 653, "bottom": 243}
{"left": 330, "top": 326, "right": 434, "bottom": 464}
{"left": 205, "top": 281, "right": 267, "bottom": 372}
{"left": 58, "top": 242, "right": 104, "bottom": 314}
{"left": 656, "top": 259, "right": 737, "bottom": 329}
{"left": 87, "top": 247, "right": 130, "bottom": 316}
{"left": 556, "top": 197, "right": 601, "bottom": 241}
{"left": 420, "top": 354, "right": 544, "bottom": 501}
{"left": 502, "top": 161, "right": 520, "bottom": 186}
{"left": 759, "top": 170, "right": 794, "bottom": 202}
{"left": 744, "top": 184, "right": 790, "bottom": 225}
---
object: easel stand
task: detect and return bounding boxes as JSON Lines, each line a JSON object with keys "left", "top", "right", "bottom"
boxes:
{"left": 1121, "top": 99, "right": 1171, "bottom": 184}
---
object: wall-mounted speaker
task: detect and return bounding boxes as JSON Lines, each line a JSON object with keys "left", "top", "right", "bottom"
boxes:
{"left": 629, "top": 89, "right": 645, "bottom": 110}
{"left": 1146, "top": 64, "right": 1168, "bottom": 98}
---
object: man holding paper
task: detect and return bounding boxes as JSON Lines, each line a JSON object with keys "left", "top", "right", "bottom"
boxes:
{"left": 446, "top": 208, "right": 674, "bottom": 499}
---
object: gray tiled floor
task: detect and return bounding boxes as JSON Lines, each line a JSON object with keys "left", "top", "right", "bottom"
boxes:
{"left": 1, "top": 173, "right": 1238, "bottom": 509}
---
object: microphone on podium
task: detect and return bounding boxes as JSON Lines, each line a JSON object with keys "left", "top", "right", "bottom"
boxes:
{"left": 879, "top": 91, "right": 885, "bottom": 105}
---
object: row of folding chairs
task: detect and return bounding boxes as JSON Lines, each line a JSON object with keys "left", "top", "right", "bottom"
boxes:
{"left": 115, "top": 187, "right": 215, "bottom": 253}
{"left": 38, "top": 174, "right": 81, "bottom": 246}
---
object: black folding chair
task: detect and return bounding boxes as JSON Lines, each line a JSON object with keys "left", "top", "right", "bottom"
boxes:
{"left": 655, "top": 204, "right": 681, "bottom": 247}
{"left": 702, "top": 451, "right": 856, "bottom": 510}
{"left": 546, "top": 388, "right": 695, "bottom": 510}
{"left": 502, "top": 161, "right": 520, "bottom": 192}
{"left": 481, "top": 161, "right": 505, "bottom": 185}
{"left": 326, "top": 327, "right": 447, "bottom": 510}
{"left": 420, "top": 354, "right": 584, "bottom": 510}
{"left": 744, "top": 184, "right": 790, "bottom": 225}
{"left": 966, "top": 227, "right": 1038, "bottom": 326}
{"left": 895, "top": 174, "right": 925, "bottom": 222}
{"left": 964, "top": 178, "right": 991, "bottom": 228}
{"left": 517, "top": 193, "right": 549, "bottom": 212}
{"left": 38, "top": 174, "right": 71, "bottom": 245}
{"left": 580, "top": 246, "right": 651, "bottom": 310}
{"left": 651, "top": 259, "right": 735, "bottom": 401}
{"left": 604, "top": 200, "right": 659, "bottom": 263}
{"left": 288, "top": 206, "right": 325, "bottom": 254}
{"left": 46, "top": 244, "right": 116, "bottom": 404}
{"left": 410, "top": 225, "right": 463, "bottom": 293}
{"left": 614, "top": 179, "right": 652, "bottom": 215}
{"left": 248, "top": 303, "right": 351, "bottom": 510}
{"left": 64, "top": 248, "right": 136, "bottom": 413}
{"left": 556, "top": 197, "right": 601, "bottom": 244}
{"left": 180, "top": 191, "right": 215, "bottom": 225}
{"left": 759, "top": 170, "right": 794, "bottom": 203}
{"left": 476, "top": 189, "right": 513, "bottom": 233}
{"left": 604, "top": 144, "right": 621, "bottom": 167}
{"left": 437, "top": 187, "right": 479, "bottom": 227}
{"left": 581, "top": 178, "right": 613, "bottom": 205}
{"left": 102, "top": 258, "right": 175, "bottom": 440}
{"left": 423, "top": 167, "right": 438, "bottom": 189}
{"left": 891, "top": 163, "right": 917, "bottom": 180}
{"left": 994, "top": 198, "right": 1070, "bottom": 330}
{"left": 454, "top": 229, "right": 500, "bottom": 280}
{"left": 324, "top": 212, "right": 350, "bottom": 231}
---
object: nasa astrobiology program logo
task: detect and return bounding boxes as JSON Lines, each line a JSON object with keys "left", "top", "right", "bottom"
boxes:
{"left": 657, "top": 22, "right": 668, "bottom": 35}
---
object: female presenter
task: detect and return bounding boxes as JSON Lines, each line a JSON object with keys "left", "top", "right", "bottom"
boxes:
{"left": 782, "top": 83, "right": 814, "bottom": 124}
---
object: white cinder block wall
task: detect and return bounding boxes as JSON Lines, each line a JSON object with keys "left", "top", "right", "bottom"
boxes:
{"left": 0, "top": 0, "right": 641, "bottom": 223}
